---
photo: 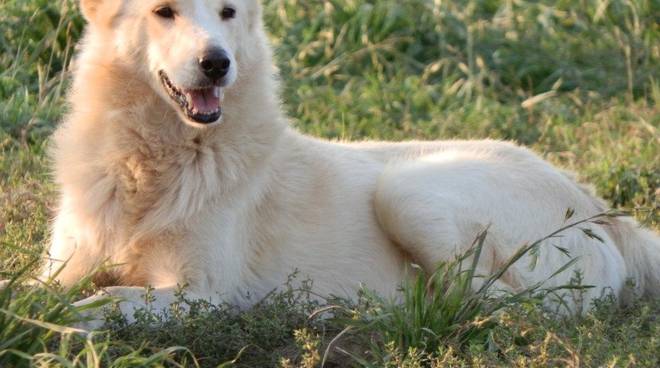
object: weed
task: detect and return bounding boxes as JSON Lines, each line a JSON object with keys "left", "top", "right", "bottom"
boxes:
{"left": 1, "top": 0, "right": 658, "bottom": 366}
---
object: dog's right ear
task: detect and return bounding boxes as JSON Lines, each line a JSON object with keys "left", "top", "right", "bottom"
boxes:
{"left": 79, "top": 0, "right": 122, "bottom": 26}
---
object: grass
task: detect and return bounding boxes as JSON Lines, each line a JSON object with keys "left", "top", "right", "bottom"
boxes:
{"left": 0, "top": 0, "right": 658, "bottom": 366}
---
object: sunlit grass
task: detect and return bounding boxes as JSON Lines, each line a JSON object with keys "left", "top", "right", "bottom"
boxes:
{"left": 0, "top": 0, "right": 658, "bottom": 366}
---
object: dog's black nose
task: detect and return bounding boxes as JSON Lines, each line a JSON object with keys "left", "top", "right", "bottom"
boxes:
{"left": 199, "top": 49, "right": 231, "bottom": 81}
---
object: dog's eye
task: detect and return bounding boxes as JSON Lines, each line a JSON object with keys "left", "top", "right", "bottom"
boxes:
{"left": 220, "top": 7, "right": 236, "bottom": 20}
{"left": 154, "top": 6, "right": 175, "bottom": 19}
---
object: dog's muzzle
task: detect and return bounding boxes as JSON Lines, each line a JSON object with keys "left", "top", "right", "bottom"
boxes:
{"left": 159, "top": 70, "right": 225, "bottom": 124}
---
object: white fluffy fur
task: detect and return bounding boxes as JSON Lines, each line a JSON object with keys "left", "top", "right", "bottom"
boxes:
{"left": 40, "top": 0, "right": 659, "bottom": 327}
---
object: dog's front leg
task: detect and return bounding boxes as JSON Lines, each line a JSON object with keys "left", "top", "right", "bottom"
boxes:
{"left": 73, "top": 286, "right": 207, "bottom": 330}
{"left": 40, "top": 211, "right": 108, "bottom": 288}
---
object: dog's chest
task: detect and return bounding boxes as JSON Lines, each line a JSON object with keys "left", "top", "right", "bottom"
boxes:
{"left": 113, "top": 141, "right": 220, "bottom": 228}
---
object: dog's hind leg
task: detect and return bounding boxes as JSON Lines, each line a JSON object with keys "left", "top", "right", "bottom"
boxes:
{"left": 374, "top": 148, "right": 627, "bottom": 314}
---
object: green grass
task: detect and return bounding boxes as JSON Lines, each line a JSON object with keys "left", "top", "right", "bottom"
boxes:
{"left": 1, "top": 0, "right": 659, "bottom": 366}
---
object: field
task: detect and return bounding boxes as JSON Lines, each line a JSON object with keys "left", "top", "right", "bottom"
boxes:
{"left": 1, "top": 0, "right": 658, "bottom": 366}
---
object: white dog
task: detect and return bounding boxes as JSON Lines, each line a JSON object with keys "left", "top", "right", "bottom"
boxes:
{"left": 37, "top": 0, "right": 659, "bottom": 326}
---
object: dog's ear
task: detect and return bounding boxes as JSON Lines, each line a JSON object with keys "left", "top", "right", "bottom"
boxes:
{"left": 79, "top": 0, "right": 102, "bottom": 22}
{"left": 79, "top": 0, "right": 122, "bottom": 26}
{"left": 248, "top": 1, "right": 263, "bottom": 30}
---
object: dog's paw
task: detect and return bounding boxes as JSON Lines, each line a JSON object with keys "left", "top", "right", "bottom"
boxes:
{"left": 71, "top": 289, "right": 117, "bottom": 331}
{"left": 71, "top": 286, "right": 156, "bottom": 331}
{"left": 0, "top": 279, "right": 9, "bottom": 290}
{"left": 72, "top": 312, "right": 106, "bottom": 332}
{"left": 72, "top": 293, "right": 109, "bottom": 331}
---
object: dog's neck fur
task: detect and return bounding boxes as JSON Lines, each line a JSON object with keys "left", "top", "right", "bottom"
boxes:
{"left": 53, "top": 30, "right": 287, "bottom": 245}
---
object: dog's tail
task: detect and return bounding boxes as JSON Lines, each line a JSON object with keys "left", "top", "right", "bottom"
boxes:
{"left": 609, "top": 217, "right": 660, "bottom": 300}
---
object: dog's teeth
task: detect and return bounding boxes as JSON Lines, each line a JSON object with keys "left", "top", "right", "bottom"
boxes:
{"left": 213, "top": 87, "right": 221, "bottom": 99}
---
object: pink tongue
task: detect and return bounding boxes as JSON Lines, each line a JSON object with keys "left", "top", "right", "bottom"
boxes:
{"left": 188, "top": 89, "right": 220, "bottom": 114}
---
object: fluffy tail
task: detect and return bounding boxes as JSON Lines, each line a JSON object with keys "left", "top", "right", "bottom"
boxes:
{"left": 609, "top": 217, "right": 660, "bottom": 300}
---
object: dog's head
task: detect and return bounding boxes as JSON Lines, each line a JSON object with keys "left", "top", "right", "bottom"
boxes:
{"left": 80, "top": 0, "right": 264, "bottom": 126}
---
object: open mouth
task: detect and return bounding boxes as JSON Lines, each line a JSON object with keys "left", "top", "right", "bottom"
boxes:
{"left": 159, "top": 70, "right": 223, "bottom": 124}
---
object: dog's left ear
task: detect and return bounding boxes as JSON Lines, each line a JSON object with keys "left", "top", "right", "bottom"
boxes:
{"left": 79, "top": 0, "right": 123, "bottom": 26}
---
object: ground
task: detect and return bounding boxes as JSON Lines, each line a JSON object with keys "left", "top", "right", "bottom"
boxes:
{"left": 0, "top": 0, "right": 658, "bottom": 367}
